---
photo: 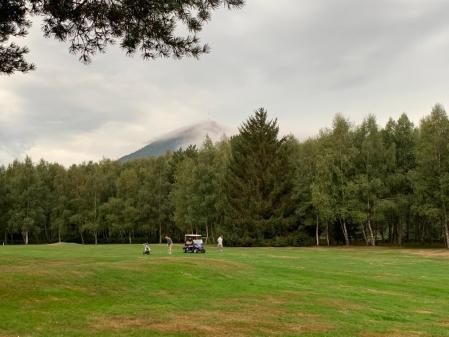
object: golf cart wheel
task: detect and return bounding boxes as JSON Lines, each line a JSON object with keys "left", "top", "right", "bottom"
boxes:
{"left": 202, "top": 249, "right": 206, "bottom": 253}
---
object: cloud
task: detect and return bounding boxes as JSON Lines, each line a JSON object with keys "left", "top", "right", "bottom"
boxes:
{"left": 2, "top": 0, "right": 449, "bottom": 166}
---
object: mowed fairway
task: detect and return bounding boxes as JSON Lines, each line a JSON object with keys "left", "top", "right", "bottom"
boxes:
{"left": 1, "top": 245, "right": 449, "bottom": 337}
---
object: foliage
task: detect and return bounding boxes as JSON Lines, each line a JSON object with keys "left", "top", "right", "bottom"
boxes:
{"left": 0, "top": 0, "right": 244, "bottom": 74}
{"left": 2, "top": 105, "right": 449, "bottom": 247}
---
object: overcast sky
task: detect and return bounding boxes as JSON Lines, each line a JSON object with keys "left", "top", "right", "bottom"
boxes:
{"left": 2, "top": 0, "right": 449, "bottom": 166}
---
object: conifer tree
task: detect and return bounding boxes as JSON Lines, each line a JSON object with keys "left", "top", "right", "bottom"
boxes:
{"left": 226, "top": 108, "right": 294, "bottom": 244}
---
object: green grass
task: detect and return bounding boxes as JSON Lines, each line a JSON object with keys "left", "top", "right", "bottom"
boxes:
{"left": 1, "top": 244, "right": 449, "bottom": 337}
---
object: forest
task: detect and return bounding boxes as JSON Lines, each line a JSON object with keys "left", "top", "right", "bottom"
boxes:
{"left": 1, "top": 105, "right": 449, "bottom": 248}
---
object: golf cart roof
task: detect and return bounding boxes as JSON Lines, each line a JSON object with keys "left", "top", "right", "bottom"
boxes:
{"left": 184, "top": 234, "right": 202, "bottom": 237}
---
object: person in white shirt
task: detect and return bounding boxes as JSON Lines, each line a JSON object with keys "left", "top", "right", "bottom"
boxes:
{"left": 217, "top": 236, "right": 223, "bottom": 252}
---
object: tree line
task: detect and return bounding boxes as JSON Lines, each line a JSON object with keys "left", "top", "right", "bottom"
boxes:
{"left": 1, "top": 105, "right": 449, "bottom": 247}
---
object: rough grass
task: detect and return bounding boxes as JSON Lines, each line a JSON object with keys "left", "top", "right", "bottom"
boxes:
{"left": 1, "top": 244, "right": 449, "bottom": 337}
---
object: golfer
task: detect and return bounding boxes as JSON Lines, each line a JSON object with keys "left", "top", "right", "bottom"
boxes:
{"left": 165, "top": 236, "right": 173, "bottom": 255}
{"left": 217, "top": 235, "right": 223, "bottom": 251}
{"left": 143, "top": 243, "right": 151, "bottom": 255}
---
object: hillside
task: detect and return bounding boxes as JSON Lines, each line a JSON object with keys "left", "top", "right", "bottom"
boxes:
{"left": 119, "top": 120, "right": 231, "bottom": 162}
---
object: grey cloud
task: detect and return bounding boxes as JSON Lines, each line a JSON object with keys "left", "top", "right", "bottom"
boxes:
{"left": 2, "top": 0, "right": 449, "bottom": 165}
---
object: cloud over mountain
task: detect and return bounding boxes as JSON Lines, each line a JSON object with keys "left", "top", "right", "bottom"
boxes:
{"left": 119, "top": 120, "right": 233, "bottom": 161}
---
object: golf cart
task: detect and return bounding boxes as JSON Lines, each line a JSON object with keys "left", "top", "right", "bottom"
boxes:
{"left": 183, "top": 234, "right": 206, "bottom": 253}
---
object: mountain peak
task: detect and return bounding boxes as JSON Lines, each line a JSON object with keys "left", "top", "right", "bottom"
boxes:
{"left": 119, "top": 120, "right": 231, "bottom": 162}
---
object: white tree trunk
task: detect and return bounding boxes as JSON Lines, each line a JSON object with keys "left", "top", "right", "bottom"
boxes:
{"left": 367, "top": 219, "right": 375, "bottom": 246}
{"left": 445, "top": 222, "right": 449, "bottom": 249}
{"left": 361, "top": 224, "right": 368, "bottom": 245}
{"left": 341, "top": 219, "right": 349, "bottom": 246}
{"left": 315, "top": 214, "right": 320, "bottom": 246}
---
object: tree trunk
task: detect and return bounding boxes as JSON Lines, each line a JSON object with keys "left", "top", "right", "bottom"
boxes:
{"left": 80, "top": 231, "right": 84, "bottom": 244}
{"left": 44, "top": 219, "right": 49, "bottom": 243}
{"left": 389, "top": 223, "right": 394, "bottom": 244}
{"left": 128, "top": 232, "right": 132, "bottom": 244}
{"left": 94, "top": 232, "right": 98, "bottom": 245}
{"left": 159, "top": 223, "right": 162, "bottom": 244}
{"left": 361, "top": 223, "right": 369, "bottom": 245}
{"left": 444, "top": 208, "right": 449, "bottom": 249}
{"left": 58, "top": 229, "right": 62, "bottom": 243}
{"left": 444, "top": 223, "right": 449, "bottom": 249}
{"left": 4, "top": 231, "right": 7, "bottom": 245}
{"left": 367, "top": 218, "right": 375, "bottom": 246}
{"left": 406, "top": 216, "right": 410, "bottom": 243}
{"left": 24, "top": 231, "right": 29, "bottom": 245}
{"left": 315, "top": 214, "right": 320, "bottom": 246}
{"left": 341, "top": 218, "right": 349, "bottom": 246}
{"left": 211, "top": 223, "right": 215, "bottom": 243}
{"left": 326, "top": 222, "right": 330, "bottom": 246}
{"left": 398, "top": 220, "right": 402, "bottom": 246}
{"left": 205, "top": 223, "right": 209, "bottom": 244}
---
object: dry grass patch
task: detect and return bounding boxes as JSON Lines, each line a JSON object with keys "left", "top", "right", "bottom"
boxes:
{"left": 91, "top": 294, "right": 332, "bottom": 336}
{"left": 362, "top": 330, "right": 425, "bottom": 337}
{"left": 405, "top": 249, "right": 449, "bottom": 259}
{"left": 115, "top": 257, "right": 250, "bottom": 274}
{"left": 0, "top": 258, "right": 90, "bottom": 278}
{"left": 316, "top": 297, "right": 365, "bottom": 312}
{"left": 365, "top": 288, "right": 408, "bottom": 297}
{"left": 0, "top": 333, "right": 15, "bottom": 337}
{"left": 264, "top": 254, "right": 303, "bottom": 260}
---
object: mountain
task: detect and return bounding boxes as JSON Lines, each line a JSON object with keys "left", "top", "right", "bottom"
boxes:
{"left": 119, "top": 120, "right": 232, "bottom": 162}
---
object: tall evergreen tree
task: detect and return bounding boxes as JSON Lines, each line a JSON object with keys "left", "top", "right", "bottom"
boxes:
{"left": 226, "top": 108, "right": 295, "bottom": 244}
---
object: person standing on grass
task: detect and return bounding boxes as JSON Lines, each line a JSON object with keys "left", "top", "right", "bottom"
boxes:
{"left": 143, "top": 243, "right": 151, "bottom": 255}
{"left": 217, "top": 235, "right": 224, "bottom": 251}
{"left": 165, "top": 236, "right": 173, "bottom": 255}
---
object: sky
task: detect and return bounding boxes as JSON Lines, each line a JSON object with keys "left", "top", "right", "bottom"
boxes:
{"left": 2, "top": 0, "right": 449, "bottom": 166}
